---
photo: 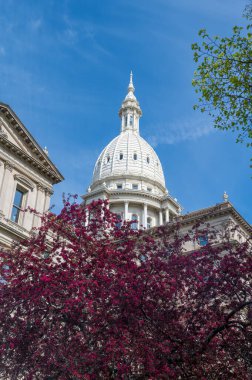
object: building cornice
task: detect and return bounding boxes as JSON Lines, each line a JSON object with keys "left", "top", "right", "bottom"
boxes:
{"left": 170, "top": 202, "right": 252, "bottom": 235}
{"left": 0, "top": 215, "right": 30, "bottom": 241}
{"left": 0, "top": 103, "right": 64, "bottom": 184}
{"left": 91, "top": 174, "right": 166, "bottom": 193}
{"left": 82, "top": 186, "right": 181, "bottom": 212}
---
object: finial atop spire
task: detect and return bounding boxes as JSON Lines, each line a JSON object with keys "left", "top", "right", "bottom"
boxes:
{"left": 223, "top": 191, "right": 229, "bottom": 202}
{"left": 43, "top": 146, "right": 49, "bottom": 156}
{"left": 128, "top": 70, "right": 135, "bottom": 93}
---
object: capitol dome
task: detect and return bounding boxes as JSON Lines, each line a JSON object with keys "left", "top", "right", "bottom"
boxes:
{"left": 83, "top": 72, "right": 181, "bottom": 229}
{"left": 92, "top": 131, "right": 166, "bottom": 190}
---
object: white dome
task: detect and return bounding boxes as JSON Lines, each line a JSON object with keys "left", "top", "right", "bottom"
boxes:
{"left": 92, "top": 130, "right": 166, "bottom": 190}
{"left": 83, "top": 73, "right": 181, "bottom": 228}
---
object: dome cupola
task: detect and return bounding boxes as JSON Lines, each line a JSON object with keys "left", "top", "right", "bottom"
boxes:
{"left": 119, "top": 71, "right": 142, "bottom": 134}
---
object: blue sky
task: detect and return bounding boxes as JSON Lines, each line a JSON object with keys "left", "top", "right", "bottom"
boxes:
{"left": 0, "top": 0, "right": 251, "bottom": 223}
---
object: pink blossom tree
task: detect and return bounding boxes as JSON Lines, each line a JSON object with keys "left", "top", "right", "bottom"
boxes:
{"left": 0, "top": 199, "right": 251, "bottom": 379}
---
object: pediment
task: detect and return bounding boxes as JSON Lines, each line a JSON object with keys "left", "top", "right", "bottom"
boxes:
{"left": 0, "top": 103, "right": 64, "bottom": 184}
{"left": 0, "top": 116, "right": 35, "bottom": 157}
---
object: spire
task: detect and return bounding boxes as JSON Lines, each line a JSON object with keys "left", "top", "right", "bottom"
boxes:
{"left": 119, "top": 72, "right": 142, "bottom": 134}
{"left": 128, "top": 71, "right": 135, "bottom": 93}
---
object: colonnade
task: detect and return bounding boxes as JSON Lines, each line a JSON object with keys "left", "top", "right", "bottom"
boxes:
{"left": 123, "top": 201, "right": 170, "bottom": 228}
{"left": 85, "top": 200, "right": 172, "bottom": 229}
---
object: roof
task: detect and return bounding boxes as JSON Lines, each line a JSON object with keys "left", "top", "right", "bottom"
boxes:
{"left": 0, "top": 103, "right": 64, "bottom": 184}
{"left": 175, "top": 201, "right": 252, "bottom": 235}
{"left": 92, "top": 131, "right": 166, "bottom": 190}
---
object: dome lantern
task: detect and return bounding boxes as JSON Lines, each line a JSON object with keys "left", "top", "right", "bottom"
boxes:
{"left": 119, "top": 71, "right": 142, "bottom": 134}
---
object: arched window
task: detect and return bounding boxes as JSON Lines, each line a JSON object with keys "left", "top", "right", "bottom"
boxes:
{"left": 119, "top": 153, "right": 123, "bottom": 160}
{"left": 106, "top": 155, "right": 110, "bottom": 163}
{"left": 147, "top": 156, "right": 150, "bottom": 164}
{"left": 133, "top": 153, "right": 137, "bottom": 160}
{"left": 129, "top": 115, "right": 133, "bottom": 126}
{"left": 124, "top": 115, "right": 128, "bottom": 127}
{"left": 147, "top": 217, "right": 152, "bottom": 229}
{"left": 131, "top": 214, "right": 138, "bottom": 230}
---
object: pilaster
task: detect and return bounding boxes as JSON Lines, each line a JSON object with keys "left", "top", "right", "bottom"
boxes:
{"left": 143, "top": 203, "right": 147, "bottom": 228}
{"left": 159, "top": 210, "right": 163, "bottom": 226}
{"left": 124, "top": 201, "right": 129, "bottom": 221}
{"left": 0, "top": 161, "right": 14, "bottom": 217}
{"left": 33, "top": 183, "right": 45, "bottom": 228}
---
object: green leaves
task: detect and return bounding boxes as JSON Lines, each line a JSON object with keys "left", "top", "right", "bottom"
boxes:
{"left": 192, "top": 24, "right": 252, "bottom": 160}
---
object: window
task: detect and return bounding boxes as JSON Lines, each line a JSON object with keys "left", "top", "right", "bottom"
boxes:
{"left": 124, "top": 115, "right": 127, "bottom": 126}
{"left": 131, "top": 214, "right": 138, "bottom": 230}
{"left": 129, "top": 115, "right": 133, "bottom": 126}
{"left": 106, "top": 156, "right": 110, "bottom": 163}
{"left": 11, "top": 188, "right": 26, "bottom": 224}
{"left": 132, "top": 184, "right": 138, "bottom": 190}
{"left": 117, "top": 184, "right": 123, "bottom": 189}
{"left": 119, "top": 153, "right": 123, "bottom": 160}
{"left": 115, "top": 214, "right": 122, "bottom": 229}
{"left": 147, "top": 187, "right": 152, "bottom": 192}
{"left": 147, "top": 156, "right": 150, "bottom": 164}
{"left": 133, "top": 153, "right": 137, "bottom": 160}
{"left": 198, "top": 235, "right": 208, "bottom": 247}
{"left": 147, "top": 217, "right": 152, "bottom": 229}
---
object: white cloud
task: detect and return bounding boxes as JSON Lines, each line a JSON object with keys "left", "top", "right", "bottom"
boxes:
{"left": 145, "top": 117, "right": 214, "bottom": 147}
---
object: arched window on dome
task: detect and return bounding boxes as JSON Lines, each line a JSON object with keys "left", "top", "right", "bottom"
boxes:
{"left": 119, "top": 153, "right": 123, "bottom": 160}
{"left": 147, "top": 156, "right": 150, "bottom": 164}
{"left": 124, "top": 115, "right": 128, "bottom": 127}
{"left": 129, "top": 115, "right": 133, "bottom": 126}
{"left": 131, "top": 214, "right": 138, "bottom": 230}
{"left": 133, "top": 153, "right": 137, "bottom": 160}
{"left": 147, "top": 217, "right": 152, "bottom": 229}
{"left": 106, "top": 155, "right": 110, "bottom": 163}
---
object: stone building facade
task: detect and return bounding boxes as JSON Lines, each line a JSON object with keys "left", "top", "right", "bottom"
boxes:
{"left": 0, "top": 103, "right": 63, "bottom": 247}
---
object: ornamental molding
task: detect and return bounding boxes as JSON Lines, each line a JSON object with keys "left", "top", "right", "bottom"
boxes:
{"left": 45, "top": 187, "right": 54, "bottom": 196}
{"left": 0, "top": 134, "right": 61, "bottom": 183}
{"left": 92, "top": 175, "right": 166, "bottom": 194}
{"left": 4, "top": 160, "right": 14, "bottom": 172}
{"left": 0, "top": 103, "right": 64, "bottom": 184}
{"left": 174, "top": 202, "right": 252, "bottom": 235}
{"left": 14, "top": 174, "right": 35, "bottom": 191}
{"left": 37, "top": 183, "right": 46, "bottom": 192}
{"left": 0, "top": 218, "right": 30, "bottom": 239}
{"left": 36, "top": 183, "right": 54, "bottom": 196}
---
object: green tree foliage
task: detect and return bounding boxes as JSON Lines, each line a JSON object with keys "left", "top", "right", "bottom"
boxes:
{"left": 192, "top": 23, "right": 252, "bottom": 151}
